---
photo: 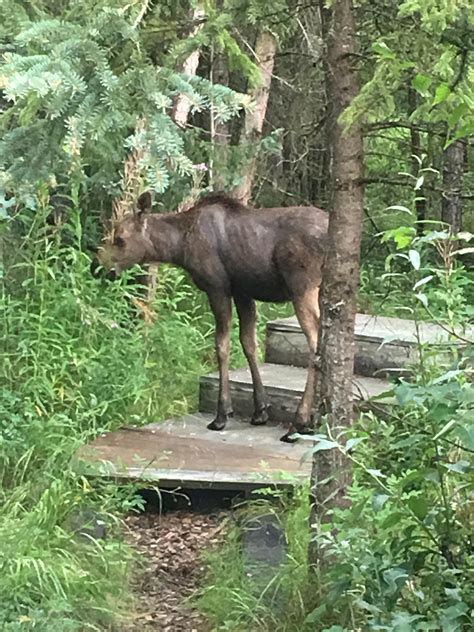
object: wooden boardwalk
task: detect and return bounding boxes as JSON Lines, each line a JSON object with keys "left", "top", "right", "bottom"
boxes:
{"left": 76, "top": 413, "right": 312, "bottom": 489}
{"left": 77, "top": 313, "right": 466, "bottom": 491}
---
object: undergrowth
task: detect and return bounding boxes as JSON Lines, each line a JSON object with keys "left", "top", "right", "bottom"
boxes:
{"left": 0, "top": 197, "right": 291, "bottom": 629}
{"left": 198, "top": 487, "right": 313, "bottom": 632}
{"left": 0, "top": 199, "right": 215, "bottom": 628}
{"left": 198, "top": 224, "right": 474, "bottom": 632}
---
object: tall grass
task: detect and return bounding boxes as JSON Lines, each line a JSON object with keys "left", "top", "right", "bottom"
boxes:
{"left": 197, "top": 487, "right": 315, "bottom": 632}
{"left": 0, "top": 200, "right": 216, "bottom": 628}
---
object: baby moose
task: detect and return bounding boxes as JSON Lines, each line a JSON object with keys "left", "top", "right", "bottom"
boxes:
{"left": 98, "top": 192, "right": 328, "bottom": 442}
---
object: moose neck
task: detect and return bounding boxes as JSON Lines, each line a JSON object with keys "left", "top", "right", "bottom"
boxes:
{"left": 144, "top": 213, "right": 186, "bottom": 266}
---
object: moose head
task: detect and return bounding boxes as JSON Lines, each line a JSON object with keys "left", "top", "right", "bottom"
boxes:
{"left": 98, "top": 191, "right": 155, "bottom": 274}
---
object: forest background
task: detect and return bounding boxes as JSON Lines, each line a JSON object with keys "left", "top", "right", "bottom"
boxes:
{"left": 0, "top": 0, "right": 473, "bottom": 630}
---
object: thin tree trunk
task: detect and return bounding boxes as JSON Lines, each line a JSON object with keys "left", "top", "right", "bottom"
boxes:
{"left": 309, "top": 0, "right": 364, "bottom": 565}
{"left": 211, "top": 49, "right": 231, "bottom": 190}
{"left": 317, "top": 3, "right": 331, "bottom": 210}
{"left": 408, "top": 87, "right": 426, "bottom": 231}
{"left": 171, "top": 4, "right": 206, "bottom": 127}
{"left": 442, "top": 140, "right": 464, "bottom": 234}
{"left": 232, "top": 30, "right": 277, "bottom": 204}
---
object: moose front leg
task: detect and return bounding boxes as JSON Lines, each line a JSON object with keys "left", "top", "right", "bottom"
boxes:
{"left": 207, "top": 293, "right": 233, "bottom": 431}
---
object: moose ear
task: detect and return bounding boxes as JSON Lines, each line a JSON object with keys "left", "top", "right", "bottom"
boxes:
{"left": 136, "top": 191, "right": 152, "bottom": 215}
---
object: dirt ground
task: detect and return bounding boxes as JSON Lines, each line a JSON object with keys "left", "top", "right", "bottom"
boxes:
{"left": 122, "top": 511, "right": 228, "bottom": 631}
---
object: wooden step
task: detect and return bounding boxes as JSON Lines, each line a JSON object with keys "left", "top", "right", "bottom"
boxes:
{"left": 265, "top": 313, "right": 468, "bottom": 377}
{"left": 75, "top": 413, "right": 312, "bottom": 489}
{"left": 199, "top": 363, "right": 392, "bottom": 425}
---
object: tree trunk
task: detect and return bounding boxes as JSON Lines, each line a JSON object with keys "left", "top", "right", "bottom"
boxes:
{"left": 171, "top": 4, "right": 206, "bottom": 127}
{"left": 442, "top": 140, "right": 464, "bottom": 234}
{"left": 211, "top": 49, "right": 231, "bottom": 190}
{"left": 316, "top": 3, "right": 331, "bottom": 210}
{"left": 309, "top": 0, "right": 364, "bottom": 565}
{"left": 232, "top": 30, "right": 277, "bottom": 204}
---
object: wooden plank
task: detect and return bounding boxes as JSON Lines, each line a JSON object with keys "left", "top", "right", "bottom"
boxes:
{"left": 199, "top": 363, "right": 392, "bottom": 423}
{"left": 75, "top": 413, "right": 312, "bottom": 489}
{"left": 265, "top": 313, "right": 469, "bottom": 375}
{"left": 269, "top": 313, "right": 470, "bottom": 345}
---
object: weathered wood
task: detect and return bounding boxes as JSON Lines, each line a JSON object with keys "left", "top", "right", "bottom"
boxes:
{"left": 75, "top": 413, "right": 312, "bottom": 490}
{"left": 266, "top": 313, "right": 469, "bottom": 376}
{"left": 199, "top": 362, "right": 392, "bottom": 424}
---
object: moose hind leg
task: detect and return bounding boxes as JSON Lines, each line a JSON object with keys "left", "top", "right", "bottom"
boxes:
{"left": 280, "top": 288, "right": 319, "bottom": 443}
{"left": 207, "top": 293, "right": 233, "bottom": 431}
{"left": 235, "top": 296, "right": 269, "bottom": 425}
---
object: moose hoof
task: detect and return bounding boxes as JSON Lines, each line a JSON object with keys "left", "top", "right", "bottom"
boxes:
{"left": 280, "top": 430, "right": 298, "bottom": 444}
{"left": 280, "top": 425, "right": 314, "bottom": 443}
{"left": 250, "top": 407, "right": 269, "bottom": 426}
{"left": 207, "top": 416, "right": 229, "bottom": 431}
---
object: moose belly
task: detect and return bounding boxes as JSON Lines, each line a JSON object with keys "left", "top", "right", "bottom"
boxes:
{"left": 230, "top": 273, "right": 290, "bottom": 303}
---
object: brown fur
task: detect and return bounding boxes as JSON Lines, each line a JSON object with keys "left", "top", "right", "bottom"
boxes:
{"left": 98, "top": 192, "right": 328, "bottom": 441}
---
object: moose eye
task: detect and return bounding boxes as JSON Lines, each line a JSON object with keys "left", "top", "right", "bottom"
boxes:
{"left": 114, "top": 236, "right": 125, "bottom": 248}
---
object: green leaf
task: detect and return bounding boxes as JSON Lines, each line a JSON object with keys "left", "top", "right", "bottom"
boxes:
{"left": 448, "top": 121, "right": 474, "bottom": 144}
{"left": 373, "top": 493, "right": 390, "bottom": 511}
{"left": 414, "top": 175, "right": 424, "bottom": 191}
{"left": 431, "top": 370, "right": 464, "bottom": 385}
{"left": 416, "top": 292, "right": 428, "bottom": 308}
{"left": 433, "top": 83, "right": 450, "bottom": 105}
{"left": 454, "top": 424, "right": 474, "bottom": 451}
{"left": 386, "top": 205, "right": 412, "bottom": 214}
{"left": 311, "top": 438, "right": 339, "bottom": 453}
{"left": 413, "top": 275, "right": 433, "bottom": 290}
{"left": 408, "top": 496, "right": 428, "bottom": 520}
{"left": 451, "top": 247, "right": 474, "bottom": 256}
{"left": 354, "top": 599, "right": 382, "bottom": 615}
{"left": 444, "top": 460, "right": 470, "bottom": 474}
{"left": 440, "top": 602, "right": 468, "bottom": 628}
{"left": 381, "top": 512, "right": 405, "bottom": 529}
{"left": 304, "top": 604, "right": 327, "bottom": 624}
{"left": 389, "top": 612, "right": 424, "bottom": 631}
{"left": 346, "top": 437, "right": 364, "bottom": 451}
{"left": 412, "top": 74, "right": 432, "bottom": 95}
{"left": 367, "top": 468, "right": 386, "bottom": 479}
{"left": 383, "top": 567, "right": 409, "bottom": 594}
{"left": 372, "top": 41, "right": 395, "bottom": 59}
{"left": 433, "top": 419, "right": 456, "bottom": 440}
{"left": 445, "top": 587, "right": 462, "bottom": 602}
{"left": 382, "top": 225, "right": 416, "bottom": 249}
{"left": 461, "top": 387, "right": 474, "bottom": 405}
{"left": 448, "top": 103, "right": 469, "bottom": 128}
{"left": 409, "top": 249, "right": 421, "bottom": 270}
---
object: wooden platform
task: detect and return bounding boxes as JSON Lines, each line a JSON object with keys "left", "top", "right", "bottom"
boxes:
{"left": 75, "top": 413, "right": 312, "bottom": 490}
{"left": 266, "top": 313, "right": 470, "bottom": 377}
{"left": 200, "top": 362, "right": 392, "bottom": 423}
{"left": 77, "top": 312, "right": 464, "bottom": 491}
